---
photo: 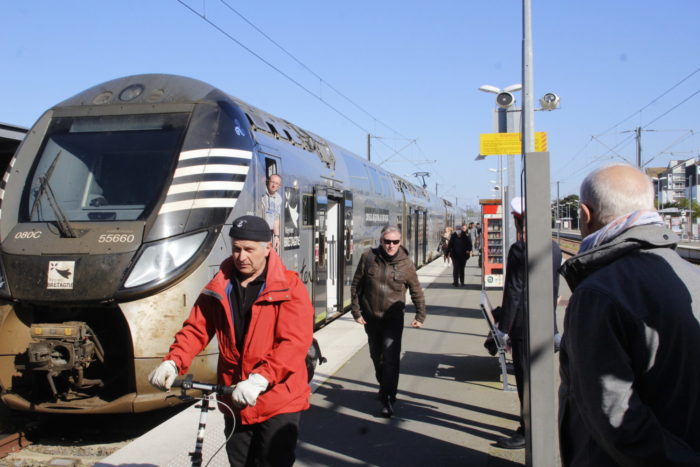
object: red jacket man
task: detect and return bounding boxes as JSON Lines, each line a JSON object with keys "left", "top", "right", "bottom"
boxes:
{"left": 149, "top": 215, "right": 313, "bottom": 466}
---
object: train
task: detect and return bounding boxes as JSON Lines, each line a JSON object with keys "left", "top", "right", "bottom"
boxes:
{"left": 0, "top": 74, "right": 464, "bottom": 413}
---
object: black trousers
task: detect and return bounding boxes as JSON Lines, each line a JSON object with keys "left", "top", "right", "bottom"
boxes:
{"left": 224, "top": 411, "right": 301, "bottom": 467}
{"left": 452, "top": 255, "right": 467, "bottom": 285}
{"left": 364, "top": 310, "right": 405, "bottom": 399}
{"left": 511, "top": 336, "right": 526, "bottom": 434}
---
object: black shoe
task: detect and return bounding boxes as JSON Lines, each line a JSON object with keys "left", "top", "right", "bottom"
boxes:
{"left": 496, "top": 433, "right": 525, "bottom": 449}
{"left": 453, "top": 283, "right": 458, "bottom": 287}
{"left": 380, "top": 397, "right": 394, "bottom": 417}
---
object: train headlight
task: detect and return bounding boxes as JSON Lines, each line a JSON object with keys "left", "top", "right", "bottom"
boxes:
{"left": 123, "top": 231, "right": 208, "bottom": 289}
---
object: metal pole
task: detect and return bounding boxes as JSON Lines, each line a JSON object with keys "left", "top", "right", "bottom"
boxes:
{"left": 367, "top": 134, "right": 371, "bottom": 161}
{"left": 689, "top": 175, "right": 693, "bottom": 240}
{"left": 556, "top": 181, "right": 560, "bottom": 242}
{"left": 522, "top": 0, "right": 556, "bottom": 464}
{"left": 635, "top": 127, "right": 642, "bottom": 168}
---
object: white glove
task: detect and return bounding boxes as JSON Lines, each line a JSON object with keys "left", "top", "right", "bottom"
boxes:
{"left": 232, "top": 373, "right": 269, "bottom": 407}
{"left": 495, "top": 329, "right": 509, "bottom": 345}
{"left": 148, "top": 360, "right": 178, "bottom": 391}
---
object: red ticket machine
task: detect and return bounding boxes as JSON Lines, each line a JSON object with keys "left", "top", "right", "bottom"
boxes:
{"left": 480, "top": 199, "right": 503, "bottom": 288}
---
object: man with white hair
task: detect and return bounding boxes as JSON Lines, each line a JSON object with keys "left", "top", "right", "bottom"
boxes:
{"left": 559, "top": 164, "right": 700, "bottom": 466}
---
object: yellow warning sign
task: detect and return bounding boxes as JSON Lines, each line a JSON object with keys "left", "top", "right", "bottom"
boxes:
{"left": 479, "top": 132, "right": 547, "bottom": 156}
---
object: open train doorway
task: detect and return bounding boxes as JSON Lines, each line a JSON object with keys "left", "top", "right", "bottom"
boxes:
{"left": 312, "top": 186, "right": 349, "bottom": 322}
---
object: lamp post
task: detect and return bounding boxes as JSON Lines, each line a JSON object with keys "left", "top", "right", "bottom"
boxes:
{"left": 688, "top": 174, "right": 695, "bottom": 240}
{"left": 489, "top": 166, "right": 507, "bottom": 234}
{"left": 479, "top": 83, "right": 522, "bottom": 260}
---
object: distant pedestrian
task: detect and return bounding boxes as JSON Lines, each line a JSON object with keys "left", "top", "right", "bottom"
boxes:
{"left": 350, "top": 225, "right": 426, "bottom": 417}
{"left": 467, "top": 222, "right": 478, "bottom": 257}
{"left": 439, "top": 227, "right": 452, "bottom": 263}
{"left": 559, "top": 164, "right": 700, "bottom": 466}
{"left": 475, "top": 222, "right": 483, "bottom": 267}
{"left": 447, "top": 224, "right": 472, "bottom": 286}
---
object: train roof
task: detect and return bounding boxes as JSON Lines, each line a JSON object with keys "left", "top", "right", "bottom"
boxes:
{"left": 53, "top": 73, "right": 443, "bottom": 207}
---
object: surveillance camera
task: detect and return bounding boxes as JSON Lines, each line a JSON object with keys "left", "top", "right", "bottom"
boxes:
{"left": 539, "top": 93, "right": 560, "bottom": 110}
{"left": 496, "top": 92, "right": 515, "bottom": 109}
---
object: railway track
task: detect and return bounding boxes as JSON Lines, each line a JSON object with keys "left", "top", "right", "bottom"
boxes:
{"left": 554, "top": 231, "right": 700, "bottom": 264}
{"left": 0, "top": 402, "right": 190, "bottom": 466}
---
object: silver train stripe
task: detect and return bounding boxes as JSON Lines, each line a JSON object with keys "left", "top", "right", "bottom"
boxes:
{"left": 178, "top": 148, "right": 252, "bottom": 161}
{"left": 167, "top": 181, "right": 245, "bottom": 195}
{"left": 174, "top": 164, "right": 249, "bottom": 178}
{"left": 159, "top": 198, "right": 237, "bottom": 214}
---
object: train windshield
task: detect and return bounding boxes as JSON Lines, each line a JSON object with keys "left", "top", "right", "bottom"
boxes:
{"left": 22, "top": 113, "right": 189, "bottom": 222}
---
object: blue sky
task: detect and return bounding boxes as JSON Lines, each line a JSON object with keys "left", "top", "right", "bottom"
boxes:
{"left": 2, "top": 1, "right": 699, "bottom": 209}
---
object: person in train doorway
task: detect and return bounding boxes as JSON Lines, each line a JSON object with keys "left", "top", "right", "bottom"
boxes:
{"left": 447, "top": 223, "right": 472, "bottom": 286}
{"left": 148, "top": 215, "right": 313, "bottom": 467}
{"left": 261, "top": 174, "right": 282, "bottom": 252}
{"left": 350, "top": 225, "right": 427, "bottom": 417}
{"left": 489, "top": 196, "right": 562, "bottom": 450}
{"left": 559, "top": 164, "right": 700, "bottom": 466}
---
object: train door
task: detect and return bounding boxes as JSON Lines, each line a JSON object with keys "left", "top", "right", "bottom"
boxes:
{"left": 312, "top": 186, "right": 346, "bottom": 321}
{"left": 413, "top": 209, "right": 420, "bottom": 265}
{"left": 406, "top": 205, "right": 413, "bottom": 257}
{"left": 258, "top": 154, "right": 283, "bottom": 252}
{"left": 421, "top": 210, "right": 427, "bottom": 264}
{"left": 313, "top": 187, "right": 328, "bottom": 322}
{"left": 325, "top": 195, "right": 339, "bottom": 316}
{"left": 341, "top": 191, "right": 354, "bottom": 310}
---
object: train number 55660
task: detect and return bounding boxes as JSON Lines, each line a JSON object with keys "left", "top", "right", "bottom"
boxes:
{"left": 98, "top": 234, "right": 135, "bottom": 243}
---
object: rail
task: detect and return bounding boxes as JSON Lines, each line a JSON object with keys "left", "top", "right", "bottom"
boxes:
{"left": 553, "top": 231, "right": 700, "bottom": 264}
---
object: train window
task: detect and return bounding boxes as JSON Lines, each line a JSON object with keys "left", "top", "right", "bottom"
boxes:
{"left": 244, "top": 113, "right": 255, "bottom": 127}
{"left": 302, "top": 194, "right": 313, "bottom": 226}
{"left": 265, "top": 159, "right": 278, "bottom": 179}
{"left": 366, "top": 167, "right": 383, "bottom": 195}
{"left": 23, "top": 113, "right": 189, "bottom": 222}
{"left": 344, "top": 157, "right": 370, "bottom": 193}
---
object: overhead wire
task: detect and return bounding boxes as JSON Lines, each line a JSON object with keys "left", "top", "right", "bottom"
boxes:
{"left": 175, "top": 0, "right": 369, "bottom": 134}
{"left": 554, "top": 68, "right": 700, "bottom": 181}
{"left": 218, "top": 0, "right": 409, "bottom": 140}
{"left": 176, "top": 0, "right": 433, "bottom": 180}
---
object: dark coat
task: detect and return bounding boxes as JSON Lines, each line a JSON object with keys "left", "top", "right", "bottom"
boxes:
{"left": 497, "top": 240, "right": 562, "bottom": 337}
{"left": 350, "top": 246, "right": 426, "bottom": 323}
{"left": 447, "top": 231, "right": 472, "bottom": 261}
{"left": 559, "top": 225, "right": 700, "bottom": 466}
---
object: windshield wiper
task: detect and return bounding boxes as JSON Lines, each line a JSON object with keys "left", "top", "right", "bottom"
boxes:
{"left": 29, "top": 150, "right": 77, "bottom": 238}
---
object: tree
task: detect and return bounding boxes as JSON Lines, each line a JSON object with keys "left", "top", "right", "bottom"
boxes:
{"left": 671, "top": 198, "right": 700, "bottom": 220}
{"left": 551, "top": 194, "right": 580, "bottom": 229}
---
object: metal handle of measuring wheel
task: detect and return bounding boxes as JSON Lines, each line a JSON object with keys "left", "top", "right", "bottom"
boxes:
{"left": 173, "top": 374, "right": 235, "bottom": 395}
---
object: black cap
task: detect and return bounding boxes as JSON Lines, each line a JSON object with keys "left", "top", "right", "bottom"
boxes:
{"left": 228, "top": 215, "right": 272, "bottom": 242}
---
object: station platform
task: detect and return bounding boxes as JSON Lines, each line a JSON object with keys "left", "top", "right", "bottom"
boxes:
{"left": 99, "top": 256, "right": 569, "bottom": 467}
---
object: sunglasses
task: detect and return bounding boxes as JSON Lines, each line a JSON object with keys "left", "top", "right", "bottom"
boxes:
{"left": 382, "top": 239, "right": 400, "bottom": 245}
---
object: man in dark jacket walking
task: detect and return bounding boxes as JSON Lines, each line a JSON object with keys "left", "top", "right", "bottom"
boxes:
{"left": 559, "top": 164, "right": 700, "bottom": 466}
{"left": 448, "top": 224, "right": 472, "bottom": 286}
{"left": 351, "top": 225, "right": 427, "bottom": 417}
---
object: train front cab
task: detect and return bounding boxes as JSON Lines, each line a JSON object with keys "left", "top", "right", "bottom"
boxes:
{"left": 0, "top": 75, "right": 260, "bottom": 413}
